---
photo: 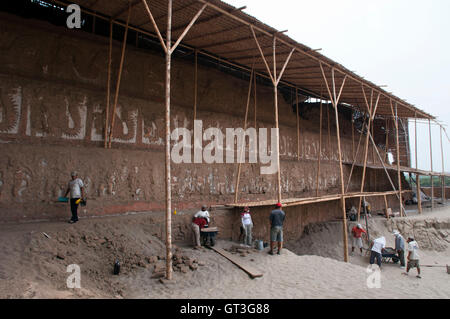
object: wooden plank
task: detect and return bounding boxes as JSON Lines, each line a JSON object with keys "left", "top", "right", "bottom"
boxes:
{"left": 211, "top": 246, "right": 263, "bottom": 279}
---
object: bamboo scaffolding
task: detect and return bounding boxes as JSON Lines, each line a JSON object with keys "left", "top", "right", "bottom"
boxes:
{"left": 229, "top": 190, "right": 413, "bottom": 208}
{"left": 327, "top": 105, "right": 331, "bottom": 159}
{"left": 352, "top": 111, "right": 355, "bottom": 159}
{"left": 234, "top": 67, "right": 254, "bottom": 203}
{"left": 108, "top": 5, "right": 131, "bottom": 148}
{"left": 345, "top": 114, "right": 366, "bottom": 193}
{"left": 357, "top": 88, "right": 380, "bottom": 220}
{"left": 320, "top": 63, "right": 348, "bottom": 262}
{"left": 250, "top": 27, "right": 294, "bottom": 203}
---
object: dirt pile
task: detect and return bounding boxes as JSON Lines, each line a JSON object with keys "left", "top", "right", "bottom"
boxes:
{"left": 286, "top": 211, "right": 450, "bottom": 260}
{"left": 0, "top": 214, "right": 205, "bottom": 298}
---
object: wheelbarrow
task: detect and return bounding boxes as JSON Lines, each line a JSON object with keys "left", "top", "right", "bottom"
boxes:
{"left": 200, "top": 227, "right": 218, "bottom": 247}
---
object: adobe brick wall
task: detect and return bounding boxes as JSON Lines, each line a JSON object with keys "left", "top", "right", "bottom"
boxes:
{"left": 0, "top": 13, "right": 407, "bottom": 223}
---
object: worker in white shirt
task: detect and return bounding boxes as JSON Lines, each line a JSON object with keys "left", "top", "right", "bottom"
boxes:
{"left": 241, "top": 206, "right": 253, "bottom": 247}
{"left": 194, "top": 205, "right": 210, "bottom": 224}
{"left": 369, "top": 236, "right": 386, "bottom": 268}
{"left": 64, "top": 171, "right": 85, "bottom": 224}
{"left": 403, "top": 237, "right": 421, "bottom": 279}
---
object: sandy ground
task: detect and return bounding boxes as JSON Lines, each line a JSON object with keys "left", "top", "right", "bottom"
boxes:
{"left": 0, "top": 205, "right": 449, "bottom": 299}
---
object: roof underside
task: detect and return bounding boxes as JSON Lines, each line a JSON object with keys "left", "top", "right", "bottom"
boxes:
{"left": 50, "top": 0, "right": 434, "bottom": 120}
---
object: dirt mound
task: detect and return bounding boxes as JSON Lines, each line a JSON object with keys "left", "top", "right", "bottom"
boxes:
{"left": 0, "top": 214, "right": 204, "bottom": 298}
{"left": 286, "top": 213, "right": 450, "bottom": 260}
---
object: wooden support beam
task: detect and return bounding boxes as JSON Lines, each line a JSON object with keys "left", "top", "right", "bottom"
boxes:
{"left": 441, "top": 125, "right": 445, "bottom": 202}
{"left": 296, "top": 87, "right": 300, "bottom": 161}
{"left": 352, "top": 111, "right": 355, "bottom": 160}
{"left": 428, "top": 119, "right": 434, "bottom": 209}
{"left": 415, "top": 113, "right": 422, "bottom": 214}
{"left": 141, "top": 0, "right": 168, "bottom": 53}
{"left": 104, "top": 20, "right": 113, "bottom": 149}
{"left": 108, "top": 5, "right": 131, "bottom": 148}
{"left": 234, "top": 68, "right": 254, "bottom": 203}
{"left": 169, "top": 4, "right": 208, "bottom": 54}
{"left": 319, "top": 63, "right": 349, "bottom": 263}
{"left": 316, "top": 100, "right": 322, "bottom": 197}
{"left": 391, "top": 101, "right": 404, "bottom": 216}
{"left": 384, "top": 194, "right": 389, "bottom": 219}
{"left": 193, "top": 49, "right": 198, "bottom": 122}
{"left": 327, "top": 106, "right": 331, "bottom": 159}
{"left": 164, "top": 0, "right": 173, "bottom": 281}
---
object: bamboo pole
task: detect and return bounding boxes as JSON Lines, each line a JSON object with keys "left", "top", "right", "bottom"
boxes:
{"left": 193, "top": 49, "right": 198, "bottom": 122}
{"left": 253, "top": 69, "right": 257, "bottom": 156}
{"left": 273, "top": 37, "right": 282, "bottom": 203}
{"left": 164, "top": 0, "right": 173, "bottom": 280}
{"left": 352, "top": 111, "right": 355, "bottom": 160}
{"left": 384, "top": 194, "right": 389, "bottom": 219}
{"left": 234, "top": 68, "right": 254, "bottom": 203}
{"left": 296, "top": 87, "right": 300, "bottom": 161}
{"left": 415, "top": 113, "right": 422, "bottom": 214}
{"left": 316, "top": 100, "right": 323, "bottom": 197}
{"left": 104, "top": 20, "right": 113, "bottom": 149}
{"left": 392, "top": 102, "right": 404, "bottom": 216}
{"left": 319, "top": 63, "right": 349, "bottom": 262}
{"left": 108, "top": 5, "right": 131, "bottom": 148}
{"left": 385, "top": 118, "right": 389, "bottom": 163}
{"left": 441, "top": 125, "right": 445, "bottom": 202}
{"left": 429, "top": 119, "right": 434, "bottom": 210}
{"left": 327, "top": 105, "right": 331, "bottom": 159}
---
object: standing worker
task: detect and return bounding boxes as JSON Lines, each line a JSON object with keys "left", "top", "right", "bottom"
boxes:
{"left": 63, "top": 171, "right": 85, "bottom": 224}
{"left": 350, "top": 224, "right": 367, "bottom": 256}
{"left": 393, "top": 230, "right": 406, "bottom": 268}
{"left": 269, "top": 202, "right": 285, "bottom": 255}
{"left": 241, "top": 206, "right": 253, "bottom": 247}
{"left": 403, "top": 237, "right": 421, "bottom": 278}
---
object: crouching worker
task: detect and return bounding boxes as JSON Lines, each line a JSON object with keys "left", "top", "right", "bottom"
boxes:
{"left": 369, "top": 236, "right": 386, "bottom": 269}
{"left": 191, "top": 205, "right": 210, "bottom": 249}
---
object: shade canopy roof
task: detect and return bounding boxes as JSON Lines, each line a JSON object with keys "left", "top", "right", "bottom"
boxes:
{"left": 50, "top": 0, "right": 434, "bottom": 119}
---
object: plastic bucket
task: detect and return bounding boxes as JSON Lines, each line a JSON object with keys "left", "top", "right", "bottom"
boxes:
{"left": 256, "top": 240, "right": 263, "bottom": 251}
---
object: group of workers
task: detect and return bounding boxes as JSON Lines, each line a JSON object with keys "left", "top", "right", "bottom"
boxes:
{"left": 63, "top": 171, "right": 421, "bottom": 278}
{"left": 191, "top": 203, "right": 285, "bottom": 255}
{"left": 350, "top": 223, "right": 421, "bottom": 278}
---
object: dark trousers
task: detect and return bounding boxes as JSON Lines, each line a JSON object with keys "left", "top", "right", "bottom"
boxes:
{"left": 397, "top": 250, "right": 405, "bottom": 266}
{"left": 70, "top": 198, "right": 80, "bottom": 221}
{"left": 369, "top": 251, "right": 382, "bottom": 267}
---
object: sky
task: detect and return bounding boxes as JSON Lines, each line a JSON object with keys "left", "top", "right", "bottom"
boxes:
{"left": 225, "top": 0, "right": 450, "bottom": 173}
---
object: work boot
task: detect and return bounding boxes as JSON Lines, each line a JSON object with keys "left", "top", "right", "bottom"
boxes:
{"left": 268, "top": 250, "right": 274, "bottom": 255}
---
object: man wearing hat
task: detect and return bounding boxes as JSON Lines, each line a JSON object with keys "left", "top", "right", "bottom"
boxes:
{"left": 350, "top": 223, "right": 367, "bottom": 256}
{"left": 393, "top": 230, "right": 406, "bottom": 268}
{"left": 269, "top": 202, "right": 285, "bottom": 255}
{"left": 63, "top": 171, "right": 85, "bottom": 224}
